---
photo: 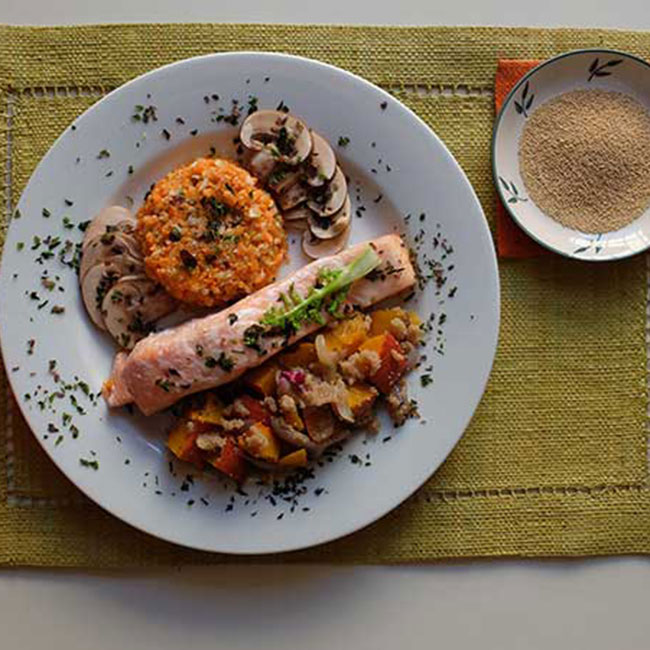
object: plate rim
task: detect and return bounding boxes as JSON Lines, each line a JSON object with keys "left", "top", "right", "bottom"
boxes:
{"left": 491, "top": 47, "right": 650, "bottom": 262}
{"left": 1, "top": 51, "right": 500, "bottom": 554}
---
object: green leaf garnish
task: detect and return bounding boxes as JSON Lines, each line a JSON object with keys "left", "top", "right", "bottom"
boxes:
{"left": 259, "top": 246, "right": 380, "bottom": 333}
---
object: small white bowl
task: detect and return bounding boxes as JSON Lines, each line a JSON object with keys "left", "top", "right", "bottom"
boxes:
{"left": 492, "top": 49, "right": 650, "bottom": 261}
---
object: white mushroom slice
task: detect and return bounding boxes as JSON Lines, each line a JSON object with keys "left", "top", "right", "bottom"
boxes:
{"left": 304, "top": 131, "right": 336, "bottom": 187}
{"left": 81, "top": 263, "right": 121, "bottom": 330}
{"left": 302, "top": 226, "right": 350, "bottom": 259}
{"left": 278, "top": 181, "right": 309, "bottom": 211}
{"left": 308, "top": 195, "right": 351, "bottom": 240}
{"left": 245, "top": 149, "right": 276, "bottom": 183}
{"left": 240, "top": 110, "right": 312, "bottom": 165}
{"left": 80, "top": 231, "right": 142, "bottom": 281}
{"left": 268, "top": 168, "right": 302, "bottom": 194}
{"left": 102, "top": 276, "right": 176, "bottom": 350}
{"left": 83, "top": 206, "right": 136, "bottom": 247}
{"left": 283, "top": 204, "right": 313, "bottom": 221}
{"left": 307, "top": 166, "right": 347, "bottom": 216}
{"left": 285, "top": 218, "right": 309, "bottom": 232}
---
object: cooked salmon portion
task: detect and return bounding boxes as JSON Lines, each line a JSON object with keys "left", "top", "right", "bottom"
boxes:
{"left": 107, "top": 234, "right": 415, "bottom": 415}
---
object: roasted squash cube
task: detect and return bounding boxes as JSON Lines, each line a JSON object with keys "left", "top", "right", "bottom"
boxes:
{"left": 360, "top": 332, "right": 408, "bottom": 394}
{"left": 237, "top": 422, "right": 281, "bottom": 462}
{"left": 167, "top": 420, "right": 205, "bottom": 468}
{"left": 245, "top": 362, "right": 279, "bottom": 397}
{"left": 323, "top": 314, "right": 369, "bottom": 358}
{"left": 278, "top": 448, "right": 308, "bottom": 468}
{"left": 346, "top": 383, "right": 378, "bottom": 419}
{"left": 279, "top": 342, "right": 317, "bottom": 368}
{"left": 187, "top": 393, "right": 224, "bottom": 426}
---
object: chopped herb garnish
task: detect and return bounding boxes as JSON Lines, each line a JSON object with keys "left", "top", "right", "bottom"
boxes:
{"left": 216, "top": 352, "right": 235, "bottom": 372}
{"left": 16, "top": 242, "right": 24, "bottom": 251}
{"left": 127, "top": 165, "right": 134, "bottom": 175}
{"left": 420, "top": 374, "right": 433, "bottom": 387}
{"left": 51, "top": 305, "right": 65, "bottom": 314}
{"left": 79, "top": 458, "right": 99, "bottom": 470}
{"left": 155, "top": 378, "right": 172, "bottom": 392}
{"left": 180, "top": 249, "right": 197, "bottom": 270}
{"left": 42, "top": 208, "right": 51, "bottom": 218}
{"left": 338, "top": 136, "right": 350, "bottom": 147}
{"left": 97, "top": 149, "right": 110, "bottom": 159}
{"left": 169, "top": 226, "right": 182, "bottom": 242}
{"left": 228, "top": 313, "right": 238, "bottom": 325}
{"left": 161, "top": 128, "right": 171, "bottom": 140}
{"left": 380, "top": 101, "right": 388, "bottom": 110}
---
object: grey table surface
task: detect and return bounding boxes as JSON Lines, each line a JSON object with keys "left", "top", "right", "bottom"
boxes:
{"left": 2, "top": 2, "right": 650, "bottom": 649}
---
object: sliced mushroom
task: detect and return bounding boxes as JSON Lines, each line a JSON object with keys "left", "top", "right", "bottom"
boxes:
{"left": 308, "top": 195, "right": 351, "bottom": 240}
{"left": 302, "top": 225, "right": 350, "bottom": 259}
{"left": 304, "top": 131, "right": 336, "bottom": 187}
{"left": 240, "top": 110, "right": 312, "bottom": 165}
{"left": 278, "top": 180, "right": 309, "bottom": 211}
{"left": 81, "top": 263, "right": 120, "bottom": 330}
{"left": 80, "top": 231, "right": 143, "bottom": 281}
{"left": 283, "top": 205, "right": 312, "bottom": 222}
{"left": 268, "top": 167, "right": 302, "bottom": 194}
{"left": 307, "top": 165, "right": 347, "bottom": 216}
{"left": 245, "top": 149, "right": 277, "bottom": 183}
{"left": 102, "top": 276, "right": 176, "bottom": 350}
{"left": 83, "top": 206, "right": 136, "bottom": 246}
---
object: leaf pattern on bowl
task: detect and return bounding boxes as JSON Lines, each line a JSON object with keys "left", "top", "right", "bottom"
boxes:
{"left": 573, "top": 233, "right": 604, "bottom": 255}
{"left": 513, "top": 80, "right": 535, "bottom": 118}
{"left": 587, "top": 57, "right": 623, "bottom": 82}
{"left": 498, "top": 176, "right": 528, "bottom": 204}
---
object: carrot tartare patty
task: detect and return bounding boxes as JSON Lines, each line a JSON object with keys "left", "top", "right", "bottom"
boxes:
{"left": 136, "top": 158, "right": 287, "bottom": 307}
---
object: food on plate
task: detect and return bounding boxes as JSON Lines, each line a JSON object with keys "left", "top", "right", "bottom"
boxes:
{"left": 103, "top": 234, "right": 415, "bottom": 415}
{"left": 166, "top": 305, "right": 421, "bottom": 481}
{"left": 518, "top": 89, "right": 650, "bottom": 233}
{"left": 238, "top": 110, "right": 351, "bottom": 258}
{"left": 80, "top": 205, "right": 176, "bottom": 348}
{"left": 136, "top": 157, "right": 287, "bottom": 307}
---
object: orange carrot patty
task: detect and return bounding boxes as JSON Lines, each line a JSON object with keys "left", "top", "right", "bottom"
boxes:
{"left": 136, "top": 158, "right": 287, "bottom": 307}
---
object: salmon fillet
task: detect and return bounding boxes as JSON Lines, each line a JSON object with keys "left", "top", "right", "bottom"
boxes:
{"left": 107, "top": 234, "right": 415, "bottom": 415}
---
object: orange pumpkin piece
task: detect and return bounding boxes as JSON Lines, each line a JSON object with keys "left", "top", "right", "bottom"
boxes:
{"left": 245, "top": 362, "right": 279, "bottom": 397}
{"left": 360, "top": 332, "right": 408, "bottom": 394}
{"left": 369, "top": 307, "right": 419, "bottom": 337}
{"left": 207, "top": 438, "right": 247, "bottom": 483}
{"left": 167, "top": 420, "right": 205, "bottom": 469}
{"left": 346, "top": 383, "right": 378, "bottom": 419}
{"left": 282, "top": 406, "right": 305, "bottom": 432}
{"left": 237, "top": 422, "right": 281, "bottom": 462}
{"left": 187, "top": 393, "right": 224, "bottom": 426}
{"left": 323, "top": 314, "right": 369, "bottom": 358}
{"left": 279, "top": 342, "right": 317, "bottom": 368}
{"left": 278, "top": 448, "right": 308, "bottom": 468}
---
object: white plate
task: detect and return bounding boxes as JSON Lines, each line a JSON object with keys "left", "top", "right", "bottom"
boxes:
{"left": 493, "top": 49, "right": 650, "bottom": 261}
{"left": 0, "top": 53, "right": 499, "bottom": 554}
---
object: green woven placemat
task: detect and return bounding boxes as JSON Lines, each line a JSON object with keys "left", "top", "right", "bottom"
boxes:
{"left": 1, "top": 24, "right": 649, "bottom": 567}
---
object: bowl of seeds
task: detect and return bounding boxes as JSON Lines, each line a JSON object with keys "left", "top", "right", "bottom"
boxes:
{"left": 492, "top": 49, "right": 650, "bottom": 261}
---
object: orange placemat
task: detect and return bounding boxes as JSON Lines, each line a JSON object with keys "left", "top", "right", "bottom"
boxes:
{"left": 494, "top": 59, "right": 552, "bottom": 258}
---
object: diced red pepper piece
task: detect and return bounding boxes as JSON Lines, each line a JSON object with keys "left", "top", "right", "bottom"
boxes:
{"left": 237, "top": 393, "right": 271, "bottom": 425}
{"left": 207, "top": 438, "right": 247, "bottom": 484}
{"left": 360, "top": 332, "right": 408, "bottom": 394}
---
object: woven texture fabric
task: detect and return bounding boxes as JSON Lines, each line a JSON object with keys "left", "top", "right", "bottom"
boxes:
{"left": 0, "top": 24, "right": 649, "bottom": 567}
